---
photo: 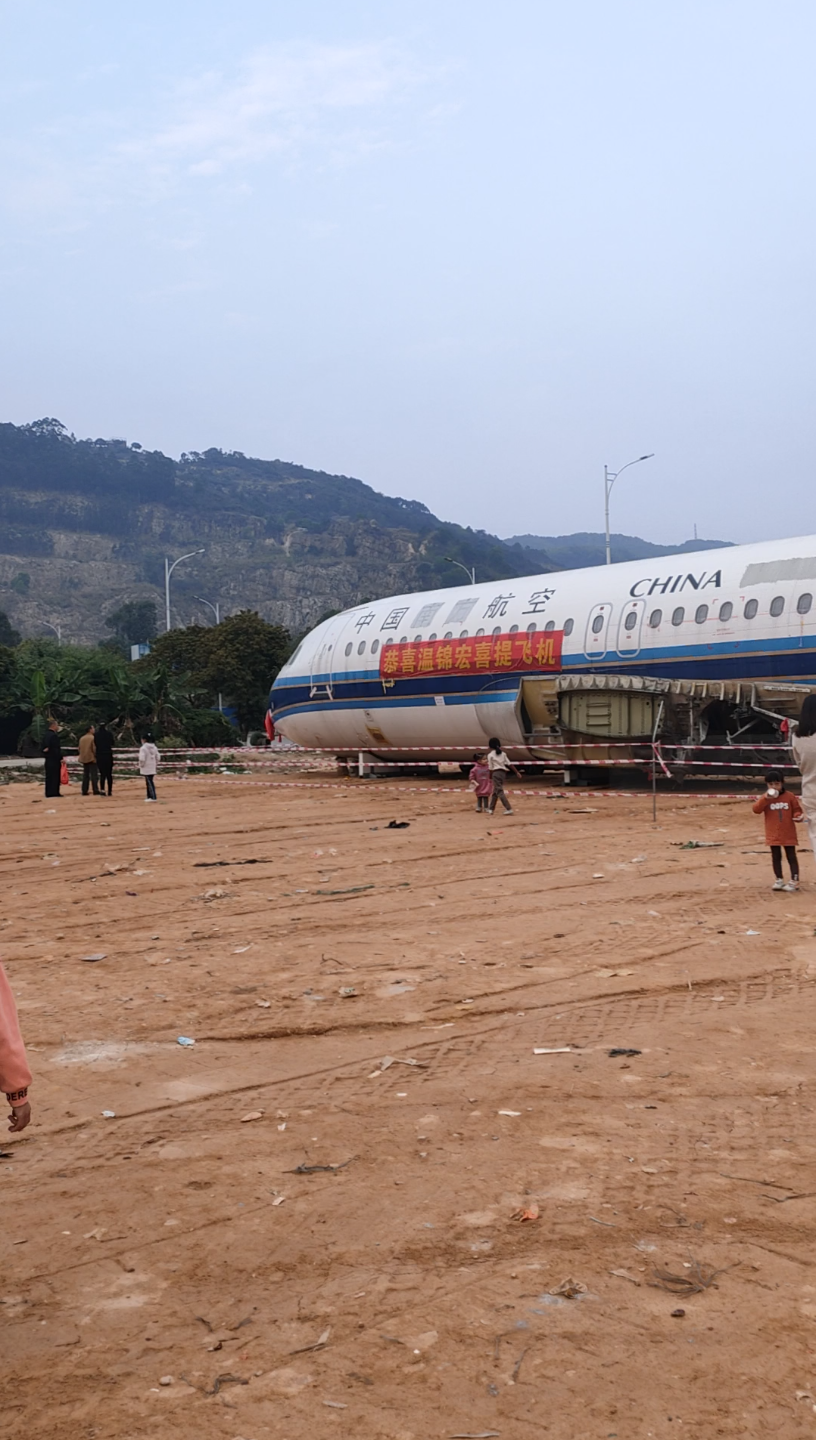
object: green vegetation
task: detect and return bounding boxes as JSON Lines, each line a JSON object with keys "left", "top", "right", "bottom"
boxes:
{"left": 104, "top": 599, "right": 159, "bottom": 653}
{"left": 0, "top": 609, "right": 291, "bottom": 753}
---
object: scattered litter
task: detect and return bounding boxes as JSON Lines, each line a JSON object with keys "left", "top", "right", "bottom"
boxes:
{"left": 387, "top": 820, "right": 410, "bottom": 829}
{"left": 284, "top": 1157, "right": 357, "bottom": 1175}
{"left": 255, "top": 1000, "right": 271, "bottom": 1008}
{"left": 631, "top": 855, "right": 647, "bottom": 863}
{"left": 592, "top": 873, "right": 604, "bottom": 879}
{"left": 589, "top": 1216, "right": 616, "bottom": 1227}
{"left": 650, "top": 1259, "right": 735, "bottom": 1295}
{"left": 241, "top": 1111, "right": 264, "bottom": 1123}
{"left": 338, "top": 986, "right": 358, "bottom": 998}
{"left": 272, "top": 1195, "right": 286, "bottom": 1206}
{"left": 203, "top": 888, "right": 229, "bottom": 900}
{"left": 609, "top": 1048, "right": 641, "bottom": 1058}
{"left": 101, "top": 1110, "right": 116, "bottom": 1119}
{"left": 610, "top": 1268, "right": 641, "bottom": 1285}
{"left": 671, "top": 1308, "right": 686, "bottom": 1317}
{"left": 498, "top": 1110, "right": 521, "bottom": 1117}
{"left": 449, "top": 1433, "right": 501, "bottom": 1439}
{"left": 672, "top": 841, "right": 724, "bottom": 849}
{"left": 81, "top": 953, "right": 107, "bottom": 963}
{"left": 84, "top": 1226, "right": 106, "bottom": 1240}
{"left": 290, "top": 1327, "right": 331, "bottom": 1355}
{"left": 746, "top": 929, "right": 760, "bottom": 936}
{"left": 159, "top": 1375, "right": 173, "bottom": 1386}
{"left": 377, "top": 1055, "right": 427, "bottom": 1073}
{"left": 177, "top": 1036, "right": 195, "bottom": 1047}
{"left": 234, "top": 945, "right": 252, "bottom": 953}
{"left": 194, "top": 858, "right": 270, "bottom": 867}
{"left": 511, "top": 1203, "right": 540, "bottom": 1222}
{"left": 315, "top": 884, "right": 374, "bottom": 896}
{"left": 180, "top": 1372, "right": 249, "bottom": 1398}
{"left": 551, "top": 1277, "right": 586, "bottom": 1299}
{"left": 533, "top": 1046, "right": 571, "bottom": 1055}
{"left": 324, "top": 1401, "right": 347, "bottom": 1409}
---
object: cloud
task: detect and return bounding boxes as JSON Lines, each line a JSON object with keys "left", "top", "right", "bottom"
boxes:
{"left": 125, "top": 41, "right": 436, "bottom": 180}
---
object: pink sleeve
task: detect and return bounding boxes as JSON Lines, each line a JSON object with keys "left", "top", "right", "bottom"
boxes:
{"left": 0, "top": 965, "right": 32, "bottom": 1096}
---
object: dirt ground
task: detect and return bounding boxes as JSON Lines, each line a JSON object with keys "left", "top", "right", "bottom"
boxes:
{"left": 3, "top": 771, "right": 816, "bottom": 1439}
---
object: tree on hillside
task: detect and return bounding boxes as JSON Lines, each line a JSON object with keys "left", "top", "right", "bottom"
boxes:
{"left": 0, "top": 611, "right": 21, "bottom": 647}
{"left": 105, "top": 600, "right": 158, "bottom": 651}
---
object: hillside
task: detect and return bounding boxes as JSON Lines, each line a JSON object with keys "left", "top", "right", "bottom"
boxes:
{"left": 0, "top": 419, "right": 546, "bottom": 646}
{"left": 505, "top": 531, "right": 732, "bottom": 569}
{"left": 0, "top": 419, "right": 735, "bottom": 647}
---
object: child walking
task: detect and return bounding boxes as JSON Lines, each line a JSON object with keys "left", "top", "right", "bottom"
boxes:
{"left": 139, "top": 732, "right": 160, "bottom": 801}
{"left": 487, "top": 737, "right": 522, "bottom": 815}
{"left": 752, "top": 769, "right": 802, "bottom": 891}
{"left": 469, "top": 752, "right": 491, "bottom": 812}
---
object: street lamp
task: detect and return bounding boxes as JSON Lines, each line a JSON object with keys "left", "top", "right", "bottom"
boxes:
{"left": 604, "top": 454, "right": 654, "bottom": 565}
{"left": 41, "top": 622, "right": 61, "bottom": 646}
{"left": 443, "top": 556, "right": 476, "bottom": 585}
{"left": 164, "top": 549, "right": 205, "bottom": 632}
{"left": 194, "top": 596, "right": 220, "bottom": 625}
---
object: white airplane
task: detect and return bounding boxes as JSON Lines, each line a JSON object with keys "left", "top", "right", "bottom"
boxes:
{"left": 270, "top": 533, "right": 816, "bottom": 756}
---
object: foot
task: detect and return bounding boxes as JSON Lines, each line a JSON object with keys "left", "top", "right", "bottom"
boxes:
{"left": 505, "top": 809, "right": 514, "bottom": 815}
{"left": 772, "top": 878, "right": 785, "bottom": 890}
{"left": 784, "top": 879, "right": 800, "bottom": 892}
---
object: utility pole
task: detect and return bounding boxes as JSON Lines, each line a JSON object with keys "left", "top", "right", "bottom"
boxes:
{"left": 165, "top": 550, "right": 205, "bottom": 631}
{"left": 604, "top": 455, "right": 654, "bottom": 564}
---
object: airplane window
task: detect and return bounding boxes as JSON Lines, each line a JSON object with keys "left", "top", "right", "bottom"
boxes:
{"left": 444, "top": 631, "right": 453, "bottom": 639}
{"left": 345, "top": 642, "right": 353, "bottom": 656}
{"left": 770, "top": 595, "right": 785, "bottom": 617}
{"left": 624, "top": 611, "right": 638, "bottom": 631}
{"left": 414, "top": 634, "right": 422, "bottom": 642}
{"left": 591, "top": 614, "right": 604, "bottom": 635}
{"left": 671, "top": 607, "right": 685, "bottom": 626}
{"left": 357, "top": 641, "right": 366, "bottom": 655}
{"left": 476, "top": 627, "right": 485, "bottom": 636}
{"left": 399, "top": 636, "right": 407, "bottom": 644}
{"left": 719, "top": 601, "right": 733, "bottom": 622}
{"left": 459, "top": 629, "right": 469, "bottom": 638}
{"left": 429, "top": 633, "right": 437, "bottom": 641}
{"left": 695, "top": 604, "right": 708, "bottom": 624}
{"left": 648, "top": 609, "right": 662, "bottom": 627}
{"left": 744, "top": 599, "right": 758, "bottom": 619}
{"left": 563, "top": 618, "right": 574, "bottom": 636}
{"left": 491, "top": 626, "right": 501, "bottom": 636}
{"left": 371, "top": 639, "right": 379, "bottom": 654}
{"left": 384, "top": 637, "right": 394, "bottom": 645}
{"left": 798, "top": 593, "right": 813, "bottom": 614}
{"left": 526, "top": 622, "right": 537, "bottom": 634}
{"left": 544, "top": 620, "right": 556, "bottom": 631}
{"left": 509, "top": 624, "right": 519, "bottom": 634}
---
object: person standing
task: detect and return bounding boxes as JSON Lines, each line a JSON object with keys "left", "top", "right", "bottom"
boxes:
{"left": 78, "top": 723, "right": 99, "bottom": 795}
{"left": 95, "top": 722, "right": 114, "bottom": 796}
{"left": 752, "top": 770, "right": 802, "bottom": 891}
{"left": 42, "top": 718, "right": 62, "bottom": 798}
{"left": 139, "top": 731, "right": 160, "bottom": 801}
{"left": 469, "top": 752, "right": 492, "bottom": 813}
{"left": 486, "top": 736, "right": 522, "bottom": 815}
{"left": 0, "top": 963, "right": 32, "bottom": 1133}
{"left": 792, "top": 694, "right": 816, "bottom": 862}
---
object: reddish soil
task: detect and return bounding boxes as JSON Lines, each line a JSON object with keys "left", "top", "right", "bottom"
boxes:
{"left": 2, "top": 772, "right": 816, "bottom": 1439}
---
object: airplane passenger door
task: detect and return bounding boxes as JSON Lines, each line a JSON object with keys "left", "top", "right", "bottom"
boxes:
{"left": 616, "top": 598, "right": 645, "bottom": 657}
{"left": 584, "top": 603, "right": 613, "bottom": 660}
{"left": 310, "top": 614, "right": 350, "bottom": 697}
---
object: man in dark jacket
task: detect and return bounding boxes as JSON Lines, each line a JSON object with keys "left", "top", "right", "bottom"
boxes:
{"left": 95, "top": 723, "right": 114, "bottom": 796}
{"left": 42, "top": 719, "right": 62, "bottom": 798}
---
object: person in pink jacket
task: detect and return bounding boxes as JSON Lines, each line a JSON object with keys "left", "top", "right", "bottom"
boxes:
{"left": 0, "top": 965, "right": 32, "bottom": 1133}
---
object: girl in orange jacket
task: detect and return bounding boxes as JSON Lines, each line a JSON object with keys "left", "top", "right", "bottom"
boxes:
{"left": 0, "top": 965, "right": 32, "bottom": 1132}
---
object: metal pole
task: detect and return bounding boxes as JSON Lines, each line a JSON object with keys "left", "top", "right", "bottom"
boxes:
{"left": 165, "top": 550, "right": 205, "bottom": 632}
{"left": 444, "top": 557, "right": 476, "bottom": 585}
{"left": 604, "top": 466, "right": 611, "bottom": 566}
{"left": 651, "top": 699, "right": 665, "bottom": 823}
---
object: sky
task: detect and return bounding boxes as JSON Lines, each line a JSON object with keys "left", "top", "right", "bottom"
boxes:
{"left": 2, "top": 0, "right": 816, "bottom": 545}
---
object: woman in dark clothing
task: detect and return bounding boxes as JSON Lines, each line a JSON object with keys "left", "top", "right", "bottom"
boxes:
{"left": 42, "top": 719, "right": 62, "bottom": 798}
{"left": 95, "top": 723, "right": 114, "bottom": 796}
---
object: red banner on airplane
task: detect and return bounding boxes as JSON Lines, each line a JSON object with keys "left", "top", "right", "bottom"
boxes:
{"left": 379, "top": 629, "right": 563, "bottom": 680}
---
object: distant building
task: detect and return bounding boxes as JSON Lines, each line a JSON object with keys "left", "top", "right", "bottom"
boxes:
{"left": 130, "top": 643, "right": 151, "bottom": 662}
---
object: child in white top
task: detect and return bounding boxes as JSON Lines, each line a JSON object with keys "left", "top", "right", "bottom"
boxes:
{"left": 487, "top": 737, "right": 521, "bottom": 815}
{"left": 138, "top": 732, "right": 160, "bottom": 801}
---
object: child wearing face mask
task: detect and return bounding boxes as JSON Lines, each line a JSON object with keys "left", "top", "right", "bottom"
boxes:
{"left": 752, "top": 769, "right": 803, "bottom": 892}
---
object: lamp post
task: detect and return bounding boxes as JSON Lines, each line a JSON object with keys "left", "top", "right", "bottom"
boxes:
{"left": 604, "top": 454, "right": 654, "bottom": 565}
{"left": 164, "top": 549, "right": 204, "bottom": 632}
{"left": 41, "top": 621, "right": 61, "bottom": 646}
{"left": 194, "top": 596, "right": 220, "bottom": 625}
{"left": 443, "top": 556, "right": 476, "bottom": 585}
